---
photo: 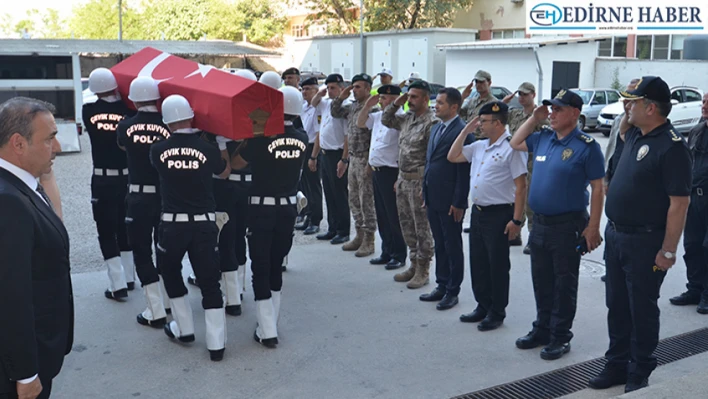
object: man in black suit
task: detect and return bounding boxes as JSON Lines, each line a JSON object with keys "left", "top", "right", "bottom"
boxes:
{"left": 420, "top": 88, "right": 472, "bottom": 310}
{"left": 0, "top": 97, "right": 73, "bottom": 399}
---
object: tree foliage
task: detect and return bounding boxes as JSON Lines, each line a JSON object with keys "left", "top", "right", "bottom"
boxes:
{"left": 205, "top": 0, "right": 287, "bottom": 46}
{"left": 69, "top": 0, "right": 142, "bottom": 40}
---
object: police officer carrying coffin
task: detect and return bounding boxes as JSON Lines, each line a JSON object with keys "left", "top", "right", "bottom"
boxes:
{"left": 448, "top": 101, "right": 528, "bottom": 330}
{"left": 299, "top": 76, "right": 324, "bottom": 235}
{"left": 590, "top": 76, "right": 692, "bottom": 393}
{"left": 150, "top": 95, "right": 231, "bottom": 361}
{"left": 116, "top": 76, "right": 171, "bottom": 327}
{"left": 669, "top": 92, "right": 708, "bottom": 313}
{"left": 509, "top": 89, "right": 605, "bottom": 360}
{"left": 230, "top": 86, "right": 308, "bottom": 348}
{"left": 82, "top": 67, "right": 136, "bottom": 300}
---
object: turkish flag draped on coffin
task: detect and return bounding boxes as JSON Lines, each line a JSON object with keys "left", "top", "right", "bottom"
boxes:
{"left": 111, "top": 47, "right": 284, "bottom": 140}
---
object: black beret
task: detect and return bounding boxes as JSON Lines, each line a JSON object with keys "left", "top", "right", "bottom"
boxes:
{"left": 408, "top": 80, "right": 431, "bottom": 92}
{"left": 325, "top": 74, "right": 344, "bottom": 84}
{"left": 377, "top": 85, "right": 402, "bottom": 95}
{"left": 282, "top": 67, "right": 300, "bottom": 78}
{"left": 479, "top": 101, "right": 509, "bottom": 116}
{"left": 352, "top": 73, "right": 373, "bottom": 85}
{"left": 300, "top": 77, "right": 318, "bottom": 87}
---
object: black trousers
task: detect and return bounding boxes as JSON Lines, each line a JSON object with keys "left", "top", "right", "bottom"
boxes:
{"left": 605, "top": 223, "right": 666, "bottom": 378}
{"left": 247, "top": 202, "right": 297, "bottom": 300}
{"left": 233, "top": 188, "right": 249, "bottom": 266}
{"left": 372, "top": 167, "right": 406, "bottom": 261}
{"left": 214, "top": 180, "right": 248, "bottom": 272}
{"left": 1, "top": 376, "right": 52, "bottom": 399}
{"left": 157, "top": 220, "right": 223, "bottom": 309}
{"left": 301, "top": 143, "right": 323, "bottom": 225}
{"left": 91, "top": 176, "right": 130, "bottom": 260}
{"left": 321, "top": 149, "right": 350, "bottom": 236}
{"left": 529, "top": 212, "right": 588, "bottom": 343}
{"left": 125, "top": 192, "right": 161, "bottom": 286}
{"left": 683, "top": 190, "right": 708, "bottom": 298}
{"left": 469, "top": 204, "right": 514, "bottom": 318}
{"left": 427, "top": 206, "right": 465, "bottom": 296}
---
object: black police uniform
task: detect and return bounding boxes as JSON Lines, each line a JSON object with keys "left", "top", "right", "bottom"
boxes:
{"left": 677, "top": 121, "right": 708, "bottom": 309}
{"left": 150, "top": 130, "right": 227, "bottom": 310}
{"left": 82, "top": 97, "right": 134, "bottom": 296}
{"left": 604, "top": 120, "right": 692, "bottom": 383}
{"left": 117, "top": 107, "right": 170, "bottom": 291}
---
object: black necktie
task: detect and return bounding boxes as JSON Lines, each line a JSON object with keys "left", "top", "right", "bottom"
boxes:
{"left": 435, "top": 124, "right": 446, "bottom": 145}
{"left": 36, "top": 184, "right": 54, "bottom": 210}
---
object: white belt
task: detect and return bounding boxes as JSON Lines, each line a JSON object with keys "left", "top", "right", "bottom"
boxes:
{"left": 129, "top": 184, "right": 157, "bottom": 194}
{"left": 213, "top": 174, "right": 252, "bottom": 182}
{"left": 161, "top": 213, "right": 216, "bottom": 222}
{"left": 249, "top": 196, "right": 297, "bottom": 206}
{"left": 94, "top": 168, "right": 129, "bottom": 176}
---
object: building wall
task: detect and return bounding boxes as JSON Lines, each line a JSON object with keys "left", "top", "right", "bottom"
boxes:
{"left": 594, "top": 58, "right": 708, "bottom": 91}
{"left": 536, "top": 42, "right": 598, "bottom": 99}
{"left": 453, "top": 0, "right": 526, "bottom": 35}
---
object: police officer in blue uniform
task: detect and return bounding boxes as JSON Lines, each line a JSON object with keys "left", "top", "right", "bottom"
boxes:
{"left": 510, "top": 89, "right": 605, "bottom": 360}
{"left": 230, "top": 86, "right": 308, "bottom": 349}
{"left": 150, "top": 95, "right": 231, "bottom": 361}
{"left": 117, "top": 76, "right": 171, "bottom": 327}
{"left": 670, "top": 93, "right": 708, "bottom": 313}
{"left": 590, "top": 76, "right": 692, "bottom": 393}
{"left": 82, "top": 67, "right": 135, "bottom": 300}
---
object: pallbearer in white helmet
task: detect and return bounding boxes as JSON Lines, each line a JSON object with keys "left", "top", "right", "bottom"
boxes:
{"left": 116, "top": 76, "right": 172, "bottom": 328}
{"left": 259, "top": 71, "right": 282, "bottom": 90}
{"left": 230, "top": 86, "right": 308, "bottom": 348}
{"left": 150, "top": 94, "right": 232, "bottom": 361}
{"left": 82, "top": 67, "right": 136, "bottom": 301}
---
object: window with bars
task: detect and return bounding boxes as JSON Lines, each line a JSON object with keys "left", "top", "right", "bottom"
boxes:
{"left": 653, "top": 35, "right": 670, "bottom": 60}
{"left": 291, "top": 25, "right": 304, "bottom": 38}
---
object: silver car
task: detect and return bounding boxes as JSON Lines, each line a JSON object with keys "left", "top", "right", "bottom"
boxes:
{"left": 570, "top": 88, "right": 621, "bottom": 131}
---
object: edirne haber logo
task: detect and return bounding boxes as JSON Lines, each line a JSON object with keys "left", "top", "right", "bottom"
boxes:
{"left": 526, "top": 0, "right": 706, "bottom": 34}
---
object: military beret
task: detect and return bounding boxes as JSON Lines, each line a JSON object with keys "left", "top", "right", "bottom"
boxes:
{"left": 281, "top": 67, "right": 300, "bottom": 78}
{"left": 479, "top": 101, "right": 509, "bottom": 116}
{"left": 300, "top": 77, "right": 318, "bottom": 87}
{"left": 408, "top": 79, "right": 431, "bottom": 92}
{"left": 352, "top": 73, "right": 373, "bottom": 85}
{"left": 377, "top": 84, "right": 401, "bottom": 95}
{"left": 325, "top": 73, "right": 344, "bottom": 84}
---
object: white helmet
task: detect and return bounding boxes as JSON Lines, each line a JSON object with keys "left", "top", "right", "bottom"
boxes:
{"left": 161, "top": 95, "right": 194, "bottom": 125}
{"left": 128, "top": 76, "right": 160, "bottom": 102}
{"left": 408, "top": 71, "right": 421, "bottom": 82}
{"left": 235, "top": 69, "right": 257, "bottom": 81}
{"left": 279, "top": 86, "right": 303, "bottom": 116}
{"left": 88, "top": 67, "right": 118, "bottom": 94}
{"left": 259, "top": 71, "right": 282, "bottom": 89}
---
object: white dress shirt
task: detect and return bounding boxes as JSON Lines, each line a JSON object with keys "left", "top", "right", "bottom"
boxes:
{"left": 301, "top": 102, "right": 319, "bottom": 144}
{"left": 367, "top": 110, "right": 403, "bottom": 168}
{"left": 317, "top": 97, "right": 349, "bottom": 150}
{"left": 462, "top": 130, "right": 528, "bottom": 206}
{"left": 0, "top": 157, "right": 48, "bottom": 207}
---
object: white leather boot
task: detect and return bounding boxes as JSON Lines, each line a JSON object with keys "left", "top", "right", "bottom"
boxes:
{"left": 254, "top": 298, "right": 278, "bottom": 348}
{"left": 120, "top": 251, "right": 136, "bottom": 290}
{"left": 158, "top": 277, "right": 171, "bottom": 313}
{"left": 205, "top": 308, "right": 226, "bottom": 361}
{"left": 104, "top": 256, "right": 128, "bottom": 300}
{"left": 271, "top": 290, "right": 281, "bottom": 324}
{"left": 136, "top": 282, "right": 167, "bottom": 328}
{"left": 164, "top": 296, "right": 195, "bottom": 343}
{"left": 222, "top": 271, "right": 242, "bottom": 316}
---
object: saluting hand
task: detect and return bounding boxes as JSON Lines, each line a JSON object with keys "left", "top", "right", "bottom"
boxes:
{"left": 461, "top": 116, "right": 480, "bottom": 135}
{"left": 394, "top": 93, "right": 409, "bottom": 107}
{"left": 365, "top": 95, "right": 380, "bottom": 109}
{"left": 502, "top": 91, "right": 517, "bottom": 104}
{"left": 533, "top": 105, "right": 550, "bottom": 122}
{"left": 504, "top": 220, "right": 521, "bottom": 241}
{"left": 339, "top": 85, "right": 353, "bottom": 100}
{"left": 461, "top": 81, "right": 474, "bottom": 100}
{"left": 317, "top": 87, "right": 327, "bottom": 98}
{"left": 16, "top": 379, "right": 42, "bottom": 399}
{"left": 581, "top": 226, "right": 602, "bottom": 252}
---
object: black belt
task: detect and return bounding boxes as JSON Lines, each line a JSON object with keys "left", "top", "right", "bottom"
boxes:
{"left": 535, "top": 211, "right": 585, "bottom": 225}
{"left": 321, "top": 148, "right": 343, "bottom": 155}
{"left": 371, "top": 166, "right": 397, "bottom": 172}
{"left": 473, "top": 203, "right": 513, "bottom": 212}
{"left": 609, "top": 220, "right": 665, "bottom": 234}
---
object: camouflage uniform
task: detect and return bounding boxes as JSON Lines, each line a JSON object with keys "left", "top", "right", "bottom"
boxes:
{"left": 460, "top": 92, "right": 497, "bottom": 138}
{"left": 508, "top": 108, "right": 548, "bottom": 230}
{"left": 331, "top": 97, "right": 378, "bottom": 255}
{"left": 382, "top": 103, "right": 437, "bottom": 286}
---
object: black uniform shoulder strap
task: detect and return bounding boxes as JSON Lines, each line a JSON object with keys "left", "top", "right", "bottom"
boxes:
{"left": 576, "top": 133, "right": 595, "bottom": 144}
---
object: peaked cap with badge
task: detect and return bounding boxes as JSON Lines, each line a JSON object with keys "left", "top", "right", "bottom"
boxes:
{"left": 377, "top": 84, "right": 402, "bottom": 96}
{"left": 620, "top": 76, "right": 671, "bottom": 103}
{"left": 542, "top": 89, "right": 584, "bottom": 111}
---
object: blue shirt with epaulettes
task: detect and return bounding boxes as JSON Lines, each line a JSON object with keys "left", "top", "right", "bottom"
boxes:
{"left": 525, "top": 127, "right": 605, "bottom": 216}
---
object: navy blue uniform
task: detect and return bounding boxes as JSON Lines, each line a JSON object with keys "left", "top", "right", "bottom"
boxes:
{"left": 682, "top": 122, "right": 708, "bottom": 301}
{"left": 524, "top": 127, "right": 604, "bottom": 343}
{"left": 604, "top": 123, "right": 692, "bottom": 379}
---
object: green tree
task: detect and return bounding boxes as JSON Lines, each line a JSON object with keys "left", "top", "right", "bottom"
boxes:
{"left": 300, "top": 0, "right": 359, "bottom": 34}
{"left": 206, "top": 0, "right": 286, "bottom": 46}
{"left": 39, "top": 9, "right": 68, "bottom": 38}
{"left": 141, "top": 0, "right": 212, "bottom": 41}
{"left": 69, "top": 0, "right": 141, "bottom": 39}
{"left": 0, "top": 13, "right": 15, "bottom": 37}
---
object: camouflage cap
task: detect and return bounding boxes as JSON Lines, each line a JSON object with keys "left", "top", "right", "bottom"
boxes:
{"left": 474, "top": 70, "right": 492, "bottom": 82}
{"left": 517, "top": 82, "right": 536, "bottom": 94}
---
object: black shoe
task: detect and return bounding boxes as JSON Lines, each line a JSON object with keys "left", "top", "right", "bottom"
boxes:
{"left": 136, "top": 314, "right": 166, "bottom": 328}
{"left": 601, "top": 274, "right": 606, "bottom": 282}
{"left": 589, "top": 365, "right": 628, "bottom": 389}
{"left": 463, "top": 227, "right": 470, "bottom": 233}
{"left": 669, "top": 291, "right": 701, "bottom": 306}
{"left": 164, "top": 323, "right": 195, "bottom": 343}
{"left": 317, "top": 231, "right": 337, "bottom": 240}
{"left": 420, "top": 287, "right": 446, "bottom": 302}
{"left": 540, "top": 341, "right": 571, "bottom": 360}
{"left": 304, "top": 225, "right": 320, "bottom": 235}
{"left": 478, "top": 315, "right": 503, "bottom": 331}
{"left": 436, "top": 294, "right": 459, "bottom": 311}
{"left": 127, "top": 282, "right": 135, "bottom": 291}
{"left": 515, "top": 330, "right": 551, "bottom": 349}
{"left": 187, "top": 275, "right": 199, "bottom": 287}
{"left": 282, "top": 265, "right": 287, "bottom": 272}
{"left": 460, "top": 307, "right": 487, "bottom": 323}
{"left": 370, "top": 256, "right": 391, "bottom": 265}
{"left": 295, "top": 215, "right": 304, "bottom": 225}
{"left": 624, "top": 374, "right": 649, "bottom": 393}
{"left": 166, "top": 308, "right": 172, "bottom": 315}
{"left": 253, "top": 330, "right": 278, "bottom": 348}
{"left": 385, "top": 259, "right": 405, "bottom": 270}
{"left": 330, "top": 235, "right": 349, "bottom": 245}
{"left": 226, "top": 305, "right": 242, "bottom": 316}
{"left": 523, "top": 244, "right": 531, "bottom": 255}
{"left": 209, "top": 348, "right": 225, "bottom": 361}
{"left": 294, "top": 223, "right": 309, "bottom": 231}
{"left": 509, "top": 236, "right": 523, "bottom": 246}
{"left": 104, "top": 288, "right": 128, "bottom": 301}
{"left": 698, "top": 297, "right": 708, "bottom": 314}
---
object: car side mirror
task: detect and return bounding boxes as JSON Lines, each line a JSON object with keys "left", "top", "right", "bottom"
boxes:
{"left": 671, "top": 99, "right": 679, "bottom": 105}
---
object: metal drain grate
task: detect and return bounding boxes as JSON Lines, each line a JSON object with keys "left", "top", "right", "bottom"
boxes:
{"left": 453, "top": 327, "right": 708, "bottom": 399}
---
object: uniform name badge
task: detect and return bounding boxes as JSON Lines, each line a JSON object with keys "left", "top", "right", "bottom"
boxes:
{"left": 561, "top": 148, "right": 573, "bottom": 161}
{"left": 637, "top": 144, "right": 650, "bottom": 161}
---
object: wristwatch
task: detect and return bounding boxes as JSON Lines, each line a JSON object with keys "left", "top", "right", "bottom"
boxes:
{"left": 310, "top": 156, "right": 317, "bottom": 161}
{"left": 662, "top": 249, "right": 676, "bottom": 259}
{"left": 512, "top": 219, "right": 522, "bottom": 226}
{"left": 341, "top": 158, "right": 350, "bottom": 164}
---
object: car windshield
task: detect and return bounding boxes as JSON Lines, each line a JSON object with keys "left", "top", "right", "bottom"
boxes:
{"left": 573, "top": 90, "right": 593, "bottom": 104}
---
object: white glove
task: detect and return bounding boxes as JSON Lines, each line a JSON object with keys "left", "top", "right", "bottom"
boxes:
{"left": 216, "top": 135, "right": 232, "bottom": 150}
{"left": 296, "top": 191, "right": 308, "bottom": 214}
